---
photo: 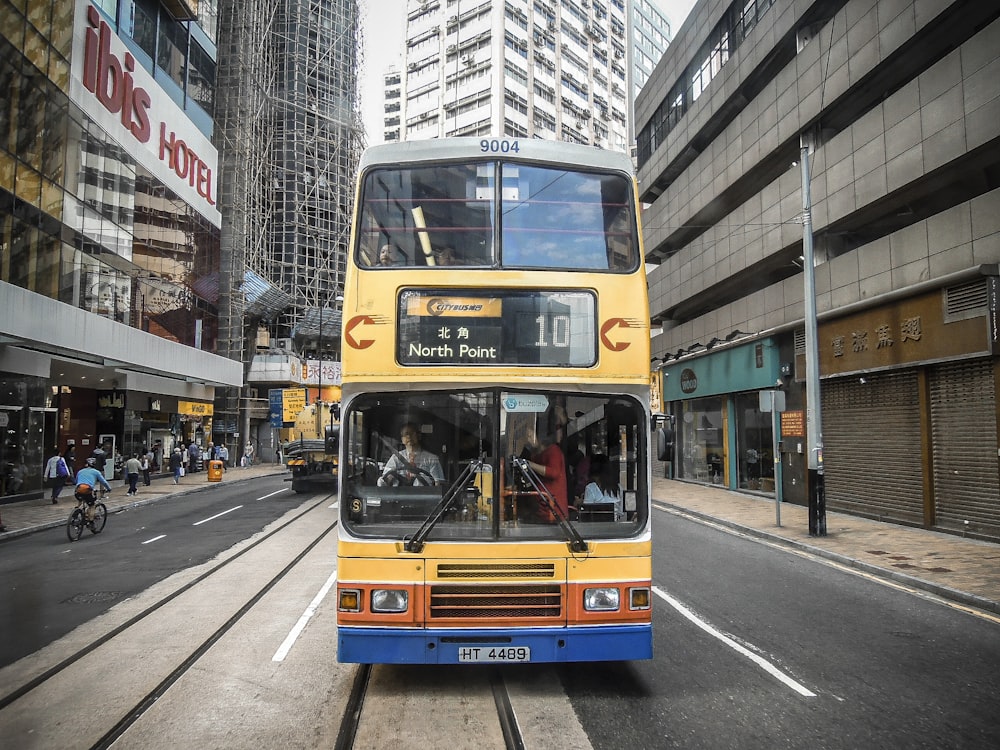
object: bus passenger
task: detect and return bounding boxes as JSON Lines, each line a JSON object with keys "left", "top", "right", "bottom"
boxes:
{"left": 579, "top": 455, "right": 623, "bottom": 520}
{"left": 433, "top": 246, "right": 457, "bottom": 265}
{"left": 379, "top": 422, "right": 444, "bottom": 487}
{"left": 378, "top": 244, "right": 396, "bottom": 266}
{"left": 522, "top": 425, "right": 568, "bottom": 522}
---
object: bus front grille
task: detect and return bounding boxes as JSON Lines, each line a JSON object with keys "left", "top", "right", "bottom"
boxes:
{"left": 429, "top": 584, "right": 562, "bottom": 619}
{"left": 435, "top": 562, "right": 556, "bottom": 579}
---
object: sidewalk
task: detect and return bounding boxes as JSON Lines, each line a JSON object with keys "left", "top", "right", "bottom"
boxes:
{"left": 0, "top": 463, "right": 288, "bottom": 541}
{"left": 652, "top": 476, "right": 1000, "bottom": 616}
{"left": 3, "top": 467, "right": 997, "bottom": 616}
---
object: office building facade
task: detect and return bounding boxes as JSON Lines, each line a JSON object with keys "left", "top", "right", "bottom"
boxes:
{"left": 637, "top": 0, "right": 1000, "bottom": 539}
{"left": 1, "top": 0, "right": 242, "bottom": 499}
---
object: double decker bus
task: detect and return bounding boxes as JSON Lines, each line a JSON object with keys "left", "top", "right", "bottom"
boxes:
{"left": 336, "top": 138, "right": 652, "bottom": 664}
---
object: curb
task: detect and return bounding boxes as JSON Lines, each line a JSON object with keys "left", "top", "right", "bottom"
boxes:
{"left": 657, "top": 501, "right": 1000, "bottom": 617}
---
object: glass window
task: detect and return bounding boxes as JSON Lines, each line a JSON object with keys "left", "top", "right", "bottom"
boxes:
{"left": 357, "top": 161, "right": 637, "bottom": 271}
{"left": 500, "top": 164, "right": 636, "bottom": 270}
{"left": 678, "top": 397, "right": 725, "bottom": 483}
{"left": 130, "top": 0, "right": 158, "bottom": 60}
{"left": 341, "top": 389, "right": 646, "bottom": 541}
{"left": 156, "top": 10, "right": 187, "bottom": 89}
{"left": 357, "top": 163, "right": 495, "bottom": 268}
{"left": 735, "top": 391, "right": 774, "bottom": 492}
{"left": 186, "top": 37, "right": 215, "bottom": 114}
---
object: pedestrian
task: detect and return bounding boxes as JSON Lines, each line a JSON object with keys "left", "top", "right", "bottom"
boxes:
{"left": 43, "top": 447, "right": 71, "bottom": 504}
{"left": 243, "top": 441, "right": 254, "bottom": 468}
{"left": 125, "top": 453, "right": 141, "bottom": 496}
{"left": 188, "top": 441, "right": 200, "bottom": 472}
{"left": 218, "top": 443, "right": 229, "bottom": 470}
{"left": 169, "top": 447, "right": 183, "bottom": 484}
{"left": 140, "top": 451, "right": 151, "bottom": 486}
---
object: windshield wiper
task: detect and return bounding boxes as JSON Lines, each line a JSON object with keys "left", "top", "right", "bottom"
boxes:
{"left": 404, "top": 457, "right": 484, "bottom": 553}
{"left": 511, "top": 457, "right": 588, "bottom": 553}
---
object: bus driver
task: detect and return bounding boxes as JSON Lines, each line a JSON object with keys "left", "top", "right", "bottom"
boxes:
{"left": 378, "top": 422, "right": 445, "bottom": 487}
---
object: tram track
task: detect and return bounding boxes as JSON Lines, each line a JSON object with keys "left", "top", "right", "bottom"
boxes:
{"left": 334, "top": 663, "right": 525, "bottom": 750}
{"left": 0, "top": 494, "right": 338, "bottom": 748}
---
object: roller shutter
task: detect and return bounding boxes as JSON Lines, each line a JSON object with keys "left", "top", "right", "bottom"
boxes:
{"left": 929, "top": 359, "right": 1000, "bottom": 537}
{"left": 823, "top": 371, "right": 924, "bottom": 524}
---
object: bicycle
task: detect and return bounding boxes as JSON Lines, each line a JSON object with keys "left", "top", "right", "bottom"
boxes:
{"left": 66, "top": 485, "right": 108, "bottom": 541}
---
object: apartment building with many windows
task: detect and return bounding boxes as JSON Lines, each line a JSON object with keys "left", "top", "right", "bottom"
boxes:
{"left": 637, "top": 0, "right": 1000, "bottom": 540}
{"left": 382, "top": 0, "right": 671, "bottom": 150}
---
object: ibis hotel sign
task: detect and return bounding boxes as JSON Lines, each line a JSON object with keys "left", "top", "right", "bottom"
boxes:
{"left": 69, "top": 1, "right": 221, "bottom": 227}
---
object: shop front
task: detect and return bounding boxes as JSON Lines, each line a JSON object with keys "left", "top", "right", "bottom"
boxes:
{"left": 813, "top": 276, "right": 1000, "bottom": 539}
{"left": 661, "top": 338, "right": 784, "bottom": 492}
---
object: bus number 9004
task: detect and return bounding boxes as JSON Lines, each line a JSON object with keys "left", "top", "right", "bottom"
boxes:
{"left": 480, "top": 139, "right": 520, "bottom": 153}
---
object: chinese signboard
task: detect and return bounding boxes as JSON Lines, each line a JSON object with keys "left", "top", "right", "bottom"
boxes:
{"left": 282, "top": 388, "right": 307, "bottom": 422}
{"left": 814, "top": 287, "right": 990, "bottom": 377}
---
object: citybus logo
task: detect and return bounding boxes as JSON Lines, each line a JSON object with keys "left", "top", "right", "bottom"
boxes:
{"left": 680, "top": 368, "right": 698, "bottom": 394}
{"left": 426, "top": 299, "right": 485, "bottom": 315}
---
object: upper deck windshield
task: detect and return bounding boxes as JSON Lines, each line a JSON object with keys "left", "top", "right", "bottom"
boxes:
{"left": 357, "top": 161, "right": 638, "bottom": 271}
{"left": 341, "top": 388, "right": 647, "bottom": 542}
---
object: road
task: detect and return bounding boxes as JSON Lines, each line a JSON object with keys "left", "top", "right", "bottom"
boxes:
{"left": 1, "top": 491, "right": 998, "bottom": 748}
{"left": 557, "top": 508, "right": 1000, "bottom": 749}
{"left": 0, "top": 475, "right": 314, "bottom": 667}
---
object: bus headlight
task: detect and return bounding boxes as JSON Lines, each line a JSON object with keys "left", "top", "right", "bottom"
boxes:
{"left": 371, "top": 589, "right": 409, "bottom": 613}
{"left": 583, "top": 587, "right": 620, "bottom": 612}
{"left": 339, "top": 589, "right": 361, "bottom": 612}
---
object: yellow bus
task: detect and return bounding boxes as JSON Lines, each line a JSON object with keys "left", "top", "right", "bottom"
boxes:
{"left": 336, "top": 137, "right": 652, "bottom": 664}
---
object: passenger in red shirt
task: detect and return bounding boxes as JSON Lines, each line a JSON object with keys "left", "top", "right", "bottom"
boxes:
{"left": 523, "top": 425, "right": 568, "bottom": 522}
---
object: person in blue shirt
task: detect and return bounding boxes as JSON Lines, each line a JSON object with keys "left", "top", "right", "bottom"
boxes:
{"left": 73, "top": 457, "right": 113, "bottom": 501}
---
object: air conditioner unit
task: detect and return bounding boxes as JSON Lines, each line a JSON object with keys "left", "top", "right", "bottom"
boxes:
{"left": 447, "top": 15, "right": 458, "bottom": 24}
{"left": 446, "top": 44, "right": 457, "bottom": 53}
{"left": 247, "top": 388, "right": 259, "bottom": 399}
{"left": 461, "top": 53, "right": 473, "bottom": 64}
{"left": 547, "top": 21, "right": 556, "bottom": 31}
{"left": 420, "top": 112, "right": 429, "bottom": 119}
{"left": 408, "top": 62, "right": 417, "bottom": 69}
{"left": 614, "top": 50, "right": 624, "bottom": 59}
{"left": 275, "top": 338, "right": 293, "bottom": 350}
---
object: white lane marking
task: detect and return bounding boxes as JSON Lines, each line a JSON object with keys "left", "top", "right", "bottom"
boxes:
{"left": 142, "top": 535, "right": 167, "bottom": 544}
{"left": 653, "top": 586, "right": 817, "bottom": 697}
{"left": 193, "top": 505, "right": 243, "bottom": 526}
{"left": 258, "top": 488, "right": 289, "bottom": 500}
{"left": 272, "top": 569, "right": 338, "bottom": 662}
{"left": 328, "top": 501, "right": 339, "bottom": 509}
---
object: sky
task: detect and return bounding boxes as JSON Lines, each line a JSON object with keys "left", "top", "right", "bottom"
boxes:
{"left": 358, "top": 0, "right": 699, "bottom": 145}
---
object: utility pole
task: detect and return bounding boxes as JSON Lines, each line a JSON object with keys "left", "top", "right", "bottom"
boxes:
{"left": 800, "top": 132, "right": 826, "bottom": 536}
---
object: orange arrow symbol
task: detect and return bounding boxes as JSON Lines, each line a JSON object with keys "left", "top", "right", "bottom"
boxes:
{"left": 345, "top": 315, "right": 376, "bottom": 349}
{"left": 600, "top": 318, "right": 632, "bottom": 351}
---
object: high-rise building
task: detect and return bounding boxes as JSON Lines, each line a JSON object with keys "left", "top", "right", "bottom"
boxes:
{"left": 0, "top": 0, "right": 242, "bottom": 499}
{"left": 382, "top": 0, "right": 670, "bottom": 153}
{"left": 637, "top": 0, "right": 1000, "bottom": 539}
{"left": 217, "top": 0, "right": 363, "bottom": 449}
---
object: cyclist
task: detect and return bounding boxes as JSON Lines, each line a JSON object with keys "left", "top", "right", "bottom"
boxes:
{"left": 73, "top": 457, "right": 113, "bottom": 511}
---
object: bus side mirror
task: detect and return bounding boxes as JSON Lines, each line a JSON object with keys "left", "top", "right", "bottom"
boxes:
{"left": 656, "top": 427, "right": 674, "bottom": 462}
{"left": 325, "top": 425, "right": 340, "bottom": 454}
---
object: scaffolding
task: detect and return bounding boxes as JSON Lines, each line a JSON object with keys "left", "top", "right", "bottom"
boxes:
{"left": 269, "top": 0, "right": 364, "bottom": 359}
{"left": 214, "top": 0, "right": 364, "bottom": 442}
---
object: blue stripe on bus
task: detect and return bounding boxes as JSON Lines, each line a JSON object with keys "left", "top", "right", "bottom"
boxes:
{"left": 337, "top": 624, "right": 652, "bottom": 664}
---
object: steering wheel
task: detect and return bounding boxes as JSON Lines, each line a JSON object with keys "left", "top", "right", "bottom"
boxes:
{"left": 382, "top": 465, "right": 437, "bottom": 486}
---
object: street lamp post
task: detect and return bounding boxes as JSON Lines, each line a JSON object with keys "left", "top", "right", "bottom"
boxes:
{"left": 800, "top": 133, "right": 826, "bottom": 536}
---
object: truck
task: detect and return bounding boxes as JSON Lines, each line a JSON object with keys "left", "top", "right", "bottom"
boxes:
{"left": 284, "top": 401, "right": 340, "bottom": 494}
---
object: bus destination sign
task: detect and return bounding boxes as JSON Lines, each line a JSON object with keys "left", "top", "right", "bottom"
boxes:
{"left": 397, "top": 289, "right": 596, "bottom": 367}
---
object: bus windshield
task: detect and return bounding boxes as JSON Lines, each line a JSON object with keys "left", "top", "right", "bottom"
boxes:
{"left": 357, "top": 161, "right": 638, "bottom": 271}
{"left": 340, "top": 388, "right": 647, "bottom": 542}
